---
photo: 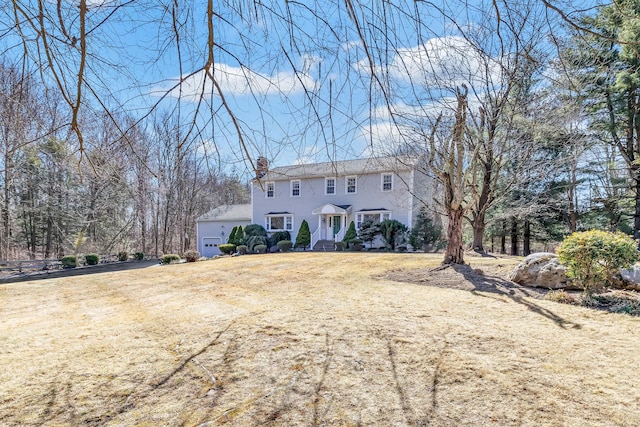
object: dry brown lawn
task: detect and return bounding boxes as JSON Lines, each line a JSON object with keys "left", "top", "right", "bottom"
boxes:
{"left": 1, "top": 252, "right": 639, "bottom": 426}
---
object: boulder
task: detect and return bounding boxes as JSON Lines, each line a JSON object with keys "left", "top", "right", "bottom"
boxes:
{"left": 509, "top": 252, "right": 577, "bottom": 289}
{"left": 610, "top": 265, "right": 640, "bottom": 291}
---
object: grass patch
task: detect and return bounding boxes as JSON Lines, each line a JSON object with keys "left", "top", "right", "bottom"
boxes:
{"left": 1, "top": 253, "right": 639, "bottom": 426}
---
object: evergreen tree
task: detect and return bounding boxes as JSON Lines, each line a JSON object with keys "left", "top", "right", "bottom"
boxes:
{"left": 295, "top": 220, "right": 311, "bottom": 250}
{"left": 379, "top": 219, "right": 407, "bottom": 251}
{"left": 227, "top": 226, "right": 237, "bottom": 244}
{"left": 342, "top": 221, "right": 357, "bottom": 243}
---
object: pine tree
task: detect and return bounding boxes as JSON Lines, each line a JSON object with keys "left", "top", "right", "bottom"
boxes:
{"left": 227, "top": 226, "right": 237, "bottom": 244}
{"left": 295, "top": 220, "right": 311, "bottom": 250}
{"left": 342, "top": 221, "right": 357, "bottom": 243}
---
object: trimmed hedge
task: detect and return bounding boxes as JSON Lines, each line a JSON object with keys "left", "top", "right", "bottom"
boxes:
{"left": 61, "top": 255, "right": 77, "bottom": 268}
{"left": 219, "top": 244, "right": 236, "bottom": 255}
{"left": 254, "top": 244, "right": 268, "bottom": 254}
{"left": 277, "top": 240, "right": 293, "bottom": 252}
{"left": 161, "top": 254, "right": 181, "bottom": 264}
{"left": 237, "top": 245, "right": 248, "bottom": 255}
{"left": 84, "top": 253, "right": 100, "bottom": 265}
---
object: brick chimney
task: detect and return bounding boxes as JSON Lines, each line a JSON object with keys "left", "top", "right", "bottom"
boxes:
{"left": 256, "top": 156, "right": 269, "bottom": 179}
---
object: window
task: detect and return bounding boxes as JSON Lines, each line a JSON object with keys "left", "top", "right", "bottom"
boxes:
{"left": 346, "top": 176, "right": 357, "bottom": 194}
{"left": 356, "top": 211, "right": 392, "bottom": 228}
{"left": 266, "top": 182, "right": 275, "bottom": 198}
{"left": 266, "top": 215, "right": 293, "bottom": 231}
{"left": 382, "top": 173, "right": 393, "bottom": 191}
{"left": 290, "top": 180, "right": 301, "bottom": 197}
{"left": 325, "top": 177, "right": 336, "bottom": 195}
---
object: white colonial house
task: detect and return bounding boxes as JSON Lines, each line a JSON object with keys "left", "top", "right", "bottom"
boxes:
{"left": 196, "top": 156, "right": 436, "bottom": 252}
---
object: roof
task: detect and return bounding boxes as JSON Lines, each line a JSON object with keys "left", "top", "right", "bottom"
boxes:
{"left": 258, "top": 156, "right": 419, "bottom": 181}
{"left": 196, "top": 204, "right": 252, "bottom": 222}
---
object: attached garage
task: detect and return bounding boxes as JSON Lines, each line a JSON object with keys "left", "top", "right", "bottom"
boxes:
{"left": 196, "top": 204, "right": 252, "bottom": 257}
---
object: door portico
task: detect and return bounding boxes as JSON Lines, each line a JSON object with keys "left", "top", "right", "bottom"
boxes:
{"left": 312, "top": 203, "right": 351, "bottom": 241}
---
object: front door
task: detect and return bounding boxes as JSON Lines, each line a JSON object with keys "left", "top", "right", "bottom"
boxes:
{"left": 333, "top": 215, "right": 341, "bottom": 237}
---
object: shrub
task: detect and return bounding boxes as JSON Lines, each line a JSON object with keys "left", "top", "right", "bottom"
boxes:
{"left": 334, "top": 241, "right": 346, "bottom": 251}
{"left": 358, "top": 220, "right": 380, "bottom": 248}
{"left": 244, "top": 224, "right": 268, "bottom": 238}
{"left": 245, "top": 235, "right": 268, "bottom": 253}
{"left": 227, "top": 226, "right": 237, "bottom": 244}
{"left": 254, "top": 244, "right": 268, "bottom": 254}
{"left": 134, "top": 252, "right": 144, "bottom": 260}
{"left": 231, "top": 226, "right": 245, "bottom": 246}
{"left": 161, "top": 254, "right": 181, "bottom": 264}
{"left": 343, "top": 221, "right": 357, "bottom": 243}
{"left": 269, "top": 231, "right": 291, "bottom": 248}
{"left": 557, "top": 230, "right": 638, "bottom": 295}
{"left": 184, "top": 250, "right": 200, "bottom": 262}
{"left": 219, "top": 244, "right": 236, "bottom": 255}
{"left": 117, "top": 251, "right": 129, "bottom": 261}
{"left": 61, "top": 255, "right": 77, "bottom": 268}
{"left": 237, "top": 245, "right": 248, "bottom": 255}
{"left": 295, "top": 219, "right": 311, "bottom": 250}
{"left": 379, "top": 219, "right": 408, "bottom": 251}
{"left": 277, "top": 240, "right": 293, "bottom": 252}
{"left": 84, "top": 253, "right": 100, "bottom": 265}
{"left": 350, "top": 239, "right": 363, "bottom": 251}
{"left": 409, "top": 207, "right": 444, "bottom": 251}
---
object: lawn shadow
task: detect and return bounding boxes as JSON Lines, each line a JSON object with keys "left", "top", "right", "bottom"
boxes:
{"left": 449, "top": 264, "right": 582, "bottom": 330}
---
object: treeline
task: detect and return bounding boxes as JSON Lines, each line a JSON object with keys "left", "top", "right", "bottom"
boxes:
{"left": 0, "top": 63, "right": 248, "bottom": 260}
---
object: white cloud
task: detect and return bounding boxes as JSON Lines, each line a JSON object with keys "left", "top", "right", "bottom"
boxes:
{"left": 153, "top": 63, "right": 317, "bottom": 101}
{"left": 357, "top": 36, "right": 504, "bottom": 91}
{"left": 358, "top": 122, "right": 417, "bottom": 157}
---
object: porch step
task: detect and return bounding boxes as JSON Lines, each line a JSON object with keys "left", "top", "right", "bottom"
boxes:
{"left": 313, "top": 240, "right": 336, "bottom": 252}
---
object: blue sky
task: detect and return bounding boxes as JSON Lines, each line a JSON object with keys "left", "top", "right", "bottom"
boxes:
{"left": 1, "top": 0, "right": 601, "bottom": 175}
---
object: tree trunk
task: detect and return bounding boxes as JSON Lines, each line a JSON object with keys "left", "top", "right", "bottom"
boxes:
{"left": 471, "top": 211, "right": 485, "bottom": 252}
{"left": 500, "top": 220, "right": 506, "bottom": 254}
{"left": 523, "top": 219, "right": 531, "bottom": 256}
{"left": 635, "top": 175, "right": 640, "bottom": 245}
{"left": 443, "top": 207, "right": 465, "bottom": 264}
{"left": 510, "top": 218, "right": 519, "bottom": 256}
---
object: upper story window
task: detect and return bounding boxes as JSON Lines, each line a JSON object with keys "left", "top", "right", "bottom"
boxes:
{"left": 346, "top": 176, "right": 357, "bottom": 194}
{"left": 290, "top": 180, "right": 301, "bottom": 197}
{"left": 325, "top": 177, "right": 336, "bottom": 195}
{"left": 381, "top": 173, "right": 393, "bottom": 191}
{"left": 266, "top": 182, "right": 275, "bottom": 198}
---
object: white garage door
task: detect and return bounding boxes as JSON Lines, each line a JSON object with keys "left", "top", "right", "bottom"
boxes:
{"left": 202, "top": 237, "right": 223, "bottom": 257}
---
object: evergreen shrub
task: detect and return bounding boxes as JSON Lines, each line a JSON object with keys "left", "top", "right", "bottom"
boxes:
{"left": 219, "top": 244, "right": 236, "bottom": 255}
{"left": 237, "top": 245, "right": 248, "bottom": 255}
{"left": 84, "top": 253, "right": 100, "bottom": 265}
{"left": 117, "top": 251, "right": 129, "bottom": 261}
{"left": 161, "top": 254, "right": 181, "bottom": 264}
{"left": 61, "top": 255, "right": 77, "bottom": 268}
{"left": 295, "top": 220, "right": 311, "bottom": 249}
{"left": 134, "top": 252, "right": 144, "bottom": 260}
{"left": 254, "top": 244, "right": 268, "bottom": 254}
{"left": 342, "top": 221, "right": 357, "bottom": 244}
{"left": 277, "top": 240, "right": 293, "bottom": 252}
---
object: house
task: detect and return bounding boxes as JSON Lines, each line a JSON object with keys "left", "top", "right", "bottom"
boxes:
{"left": 196, "top": 204, "right": 252, "bottom": 256}
{"left": 253, "top": 155, "right": 435, "bottom": 249}
{"left": 196, "top": 156, "right": 435, "bottom": 252}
